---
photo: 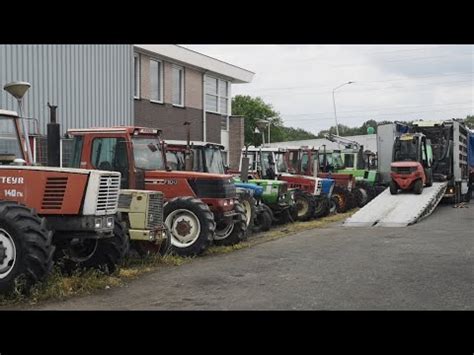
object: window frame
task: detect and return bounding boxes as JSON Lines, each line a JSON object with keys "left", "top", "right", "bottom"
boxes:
{"left": 134, "top": 53, "right": 141, "bottom": 99}
{"left": 205, "top": 75, "right": 230, "bottom": 116}
{"left": 149, "top": 58, "right": 164, "bottom": 104}
{"left": 172, "top": 65, "right": 185, "bottom": 107}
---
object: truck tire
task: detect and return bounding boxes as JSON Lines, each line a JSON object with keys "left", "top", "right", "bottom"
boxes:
{"left": 164, "top": 197, "right": 215, "bottom": 256}
{"left": 0, "top": 202, "right": 54, "bottom": 294}
{"left": 389, "top": 181, "right": 398, "bottom": 195}
{"left": 293, "top": 191, "right": 316, "bottom": 221}
{"left": 252, "top": 206, "right": 272, "bottom": 233}
{"left": 331, "top": 186, "right": 350, "bottom": 213}
{"left": 413, "top": 179, "right": 423, "bottom": 195}
{"left": 237, "top": 190, "right": 257, "bottom": 232}
{"left": 313, "top": 196, "right": 329, "bottom": 219}
{"left": 214, "top": 202, "right": 247, "bottom": 246}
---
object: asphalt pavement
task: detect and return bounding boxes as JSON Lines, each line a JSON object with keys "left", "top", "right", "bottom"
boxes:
{"left": 21, "top": 199, "right": 474, "bottom": 310}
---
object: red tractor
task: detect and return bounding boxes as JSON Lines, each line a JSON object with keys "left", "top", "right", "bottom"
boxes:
{"left": 390, "top": 133, "right": 433, "bottom": 195}
{"left": 66, "top": 126, "right": 247, "bottom": 257}
{"left": 0, "top": 108, "right": 126, "bottom": 294}
{"left": 285, "top": 147, "right": 359, "bottom": 212}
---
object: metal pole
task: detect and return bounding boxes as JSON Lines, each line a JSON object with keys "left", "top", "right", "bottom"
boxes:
{"left": 268, "top": 122, "right": 271, "bottom": 145}
{"left": 18, "top": 99, "right": 33, "bottom": 164}
{"left": 332, "top": 90, "right": 340, "bottom": 137}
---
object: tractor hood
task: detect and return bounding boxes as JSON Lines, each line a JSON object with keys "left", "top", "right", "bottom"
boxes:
{"left": 145, "top": 170, "right": 233, "bottom": 181}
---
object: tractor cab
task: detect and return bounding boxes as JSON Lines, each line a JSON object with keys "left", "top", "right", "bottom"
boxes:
{"left": 0, "top": 110, "right": 30, "bottom": 165}
{"left": 390, "top": 133, "right": 433, "bottom": 194}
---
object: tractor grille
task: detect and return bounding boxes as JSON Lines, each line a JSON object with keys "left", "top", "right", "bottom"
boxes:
{"left": 42, "top": 177, "right": 68, "bottom": 210}
{"left": 96, "top": 174, "right": 120, "bottom": 214}
{"left": 147, "top": 193, "right": 164, "bottom": 229}
{"left": 118, "top": 194, "right": 133, "bottom": 209}
{"left": 395, "top": 167, "right": 412, "bottom": 175}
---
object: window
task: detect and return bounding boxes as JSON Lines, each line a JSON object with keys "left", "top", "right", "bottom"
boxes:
{"left": 91, "top": 137, "right": 130, "bottom": 188}
{"left": 150, "top": 59, "right": 163, "bottom": 103}
{"left": 205, "top": 76, "right": 229, "bottom": 115}
{"left": 134, "top": 53, "right": 140, "bottom": 99}
{"left": 172, "top": 66, "right": 184, "bottom": 106}
{"left": 0, "top": 117, "right": 23, "bottom": 161}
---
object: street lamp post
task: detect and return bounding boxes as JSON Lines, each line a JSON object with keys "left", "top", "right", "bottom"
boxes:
{"left": 332, "top": 81, "right": 354, "bottom": 137}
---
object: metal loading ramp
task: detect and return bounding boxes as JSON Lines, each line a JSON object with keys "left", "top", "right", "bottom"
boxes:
{"left": 344, "top": 182, "right": 448, "bottom": 227}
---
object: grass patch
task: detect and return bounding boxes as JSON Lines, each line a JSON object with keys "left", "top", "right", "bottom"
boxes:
{"left": 0, "top": 210, "right": 355, "bottom": 308}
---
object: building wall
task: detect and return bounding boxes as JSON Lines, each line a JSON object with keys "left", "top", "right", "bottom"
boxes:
{"left": 135, "top": 50, "right": 222, "bottom": 143}
{"left": 0, "top": 45, "right": 134, "bottom": 135}
{"left": 229, "top": 116, "right": 244, "bottom": 169}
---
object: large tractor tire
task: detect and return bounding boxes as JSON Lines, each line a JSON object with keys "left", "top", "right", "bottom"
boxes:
{"left": 237, "top": 190, "right": 257, "bottom": 233}
{"left": 164, "top": 197, "right": 215, "bottom": 256}
{"left": 294, "top": 190, "right": 316, "bottom": 221}
{"left": 353, "top": 187, "right": 369, "bottom": 207}
{"left": 313, "top": 196, "right": 330, "bottom": 219}
{"left": 331, "top": 186, "right": 351, "bottom": 213}
{"left": 0, "top": 202, "right": 54, "bottom": 295}
{"left": 413, "top": 179, "right": 423, "bottom": 195}
{"left": 133, "top": 227, "right": 172, "bottom": 257}
{"left": 214, "top": 202, "right": 247, "bottom": 246}
{"left": 329, "top": 197, "right": 338, "bottom": 214}
{"left": 57, "top": 217, "right": 129, "bottom": 274}
{"left": 252, "top": 205, "right": 272, "bottom": 233}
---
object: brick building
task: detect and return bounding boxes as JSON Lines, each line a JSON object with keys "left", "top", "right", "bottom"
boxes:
{"left": 133, "top": 45, "right": 254, "bottom": 169}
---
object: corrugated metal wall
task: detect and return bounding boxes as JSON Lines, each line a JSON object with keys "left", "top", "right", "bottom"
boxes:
{"left": 0, "top": 45, "right": 134, "bottom": 135}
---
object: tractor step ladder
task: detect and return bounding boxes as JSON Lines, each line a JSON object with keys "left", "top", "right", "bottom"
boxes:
{"left": 344, "top": 182, "right": 448, "bottom": 227}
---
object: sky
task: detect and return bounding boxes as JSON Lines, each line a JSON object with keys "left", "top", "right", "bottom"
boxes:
{"left": 182, "top": 45, "right": 473, "bottom": 135}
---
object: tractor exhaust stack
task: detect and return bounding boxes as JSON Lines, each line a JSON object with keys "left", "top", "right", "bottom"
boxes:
{"left": 47, "top": 103, "right": 60, "bottom": 167}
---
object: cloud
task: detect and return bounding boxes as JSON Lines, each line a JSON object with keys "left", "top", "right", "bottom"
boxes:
{"left": 182, "top": 45, "right": 474, "bottom": 135}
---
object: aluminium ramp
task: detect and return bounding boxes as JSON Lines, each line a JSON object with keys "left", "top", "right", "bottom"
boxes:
{"left": 344, "top": 182, "right": 448, "bottom": 227}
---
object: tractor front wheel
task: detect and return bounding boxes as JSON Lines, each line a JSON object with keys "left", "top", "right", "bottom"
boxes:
{"left": 313, "top": 196, "right": 330, "bottom": 219}
{"left": 214, "top": 202, "right": 247, "bottom": 246}
{"left": 293, "top": 191, "right": 316, "bottom": 221}
{"left": 389, "top": 181, "right": 398, "bottom": 195}
{"left": 252, "top": 205, "right": 272, "bottom": 233}
{"left": 413, "top": 179, "right": 423, "bottom": 195}
{"left": 237, "top": 190, "right": 257, "bottom": 232}
{"left": 0, "top": 202, "right": 54, "bottom": 295}
{"left": 133, "top": 227, "right": 172, "bottom": 257}
{"left": 165, "top": 197, "right": 215, "bottom": 256}
{"left": 331, "top": 186, "right": 350, "bottom": 213}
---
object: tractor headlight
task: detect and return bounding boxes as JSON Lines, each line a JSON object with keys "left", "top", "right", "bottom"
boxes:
{"left": 95, "top": 218, "right": 103, "bottom": 229}
{"left": 106, "top": 217, "right": 114, "bottom": 228}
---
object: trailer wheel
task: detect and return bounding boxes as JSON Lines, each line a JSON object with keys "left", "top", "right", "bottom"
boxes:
{"left": 0, "top": 202, "right": 54, "bottom": 294}
{"left": 214, "top": 202, "right": 247, "bottom": 246}
{"left": 331, "top": 186, "right": 350, "bottom": 213}
{"left": 389, "top": 181, "right": 398, "bottom": 195}
{"left": 293, "top": 191, "right": 316, "bottom": 221}
{"left": 165, "top": 197, "right": 215, "bottom": 256}
{"left": 252, "top": 206, "right": 272, "bottom": 233}
{"left": 64, "top": 217, "right": 129, "bottom": 274}
{"left": 413, "top": 179, "right": 424, "bottom": 195}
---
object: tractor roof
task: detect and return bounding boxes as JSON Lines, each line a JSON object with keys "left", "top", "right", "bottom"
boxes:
{"left": 165, "top": 139, "right": 224, "bottom": 150}
{"left": 68, "top": 126, "right": 162, "bottom": 136}
{"left": 243, "top": 146, "right": 287, "bottom": 152}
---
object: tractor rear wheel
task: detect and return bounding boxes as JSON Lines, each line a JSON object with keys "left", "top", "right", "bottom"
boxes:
{"left": 252, "top": 206, "right": 272, "bottom": 233}
{"left": 0, "top": 202, "right": 54, "bottom": 294}
{"left": 293, "top": 191, "right": 316, "bottom": 221}
{"left": 331, "top": 186, "right": 350, "bottom": 213}
{"left": 165, "top": 197, "right": 215, "bottom": 256}
{"left": 413, "top": 179, "right": 424, "bottom": 194}
{"left": 214, "top": 202, "right": 247, "bottom": 246}
{"left": 389, "top": 181, "right": 398, "bottom": 195}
